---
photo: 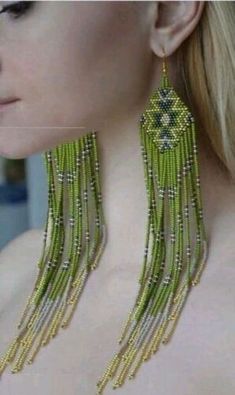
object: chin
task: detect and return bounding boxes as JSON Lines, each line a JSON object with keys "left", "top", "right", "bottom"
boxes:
{"left": 0, "top": 143, "right": 34, "bottom": 159}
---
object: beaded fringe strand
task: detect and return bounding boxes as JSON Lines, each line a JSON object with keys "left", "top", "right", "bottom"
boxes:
{"left": 96, "top": 60, "right": 208, "bottom": 393}
{"left": 0, "top": 131, "right": 106, "bottom": 375}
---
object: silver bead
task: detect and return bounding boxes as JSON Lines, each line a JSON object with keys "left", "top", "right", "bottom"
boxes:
{"left": 47, "top": 152, "right": 52, "bottom": 162}
{"left": 83, "top": 190, "right": 88, "bottom": 201}
{"left": 98, "top": 192, "right": 102, "bottom": 203}
{"left": 69, "top": 217, "right": 75, "bottom": 227}
{"left": 156, "top": 231, "right": 161, "bottom": 242}
{"left": 144, "top": 247, "right": 148, "bottom": 257}
{"left": 177, "top": 261, "right": 183, "bottom": 271}
{"left": 55, "top": 215, "right": 63, "bottom": 226}
{"left": 62, "top": 260, "right": 70, "bottom": 270}
{"left": 51, "top": 260, "right": 57, "bottom": 268}
{"left": 184, "top": 205, "right": 189, "bottom": 217}
{"left": 186, "top": 245, "right": 191, "bottom": 257}
{"left": 163, "top": 274, "right": 171, "bottom": 285}
{"left": 76, "top": 197, "right": 81, "bottom": 206}
{"left": 58, "top": 172, "right": 64, "bottom": 183}
{"left": 199, "top": 208, "right": 203, "bottom": 219}
{"left": 90, "top": 180, "right": 95, "bottom": 191}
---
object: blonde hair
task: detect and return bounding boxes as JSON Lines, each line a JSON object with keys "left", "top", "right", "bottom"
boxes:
{"left": 179, "top": 1, "right": 235, "bottom": 182}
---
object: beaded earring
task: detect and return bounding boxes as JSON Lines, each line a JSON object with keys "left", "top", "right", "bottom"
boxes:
{"left": 0, "top": 132, "right": 107, "bottom": 374}
{"left": 96, "top": 53, "right": 208, "bottom": 392}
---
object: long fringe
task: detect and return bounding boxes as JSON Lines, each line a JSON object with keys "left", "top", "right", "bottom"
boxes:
{"left": 0, "top": 131, "right": 107, "bottom": 375}
{"left": 96, "top": 75, "right": 208, "bottom": 393}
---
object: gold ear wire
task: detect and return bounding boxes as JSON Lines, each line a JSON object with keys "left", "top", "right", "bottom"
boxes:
{"left": 160, "top": 47, "right": 170, "bottom": 88}
{"left": 162, "top": 47, "right": 168, "bottom": 75}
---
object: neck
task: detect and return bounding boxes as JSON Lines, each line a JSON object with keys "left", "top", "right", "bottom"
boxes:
{"left": 97, "top": 112, "right": 148, "bottom": 236}
{"left": 96, "top": 111, "right": 235, "bottom": 236}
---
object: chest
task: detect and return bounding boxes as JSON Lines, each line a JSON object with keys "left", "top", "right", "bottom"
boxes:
{"left": 0, "top": 246, "right": 235, "bottom": 395}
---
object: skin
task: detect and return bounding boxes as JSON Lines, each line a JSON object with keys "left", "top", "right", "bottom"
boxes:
{"left": 0, "top": 0, "right": 204, "bottom": 158}
{"left": 0, "top": 0, "right": 155, "bottom": 157}
{"left": 1, "top": 1, "right": 235, "bottom": 394}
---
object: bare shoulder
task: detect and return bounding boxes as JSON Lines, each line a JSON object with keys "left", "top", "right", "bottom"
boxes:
{"left": 0, "top": 228, "right": 44, "bottom": 263}
{"left": 0, "top": 229, "right": 44, "bottom": 313}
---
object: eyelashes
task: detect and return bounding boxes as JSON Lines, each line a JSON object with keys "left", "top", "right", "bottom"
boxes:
{"left": 0, "top": 1, "right": 35, "bottom": 20}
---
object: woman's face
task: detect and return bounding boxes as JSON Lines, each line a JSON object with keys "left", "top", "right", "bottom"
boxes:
{"left": 0, "top": 1, "right": 153, "bottom": 158}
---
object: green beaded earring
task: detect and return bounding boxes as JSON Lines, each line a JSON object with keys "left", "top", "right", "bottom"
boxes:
{"left": 96, "top": 54, "right": 208, "bottom": 392}
{"left": 0, "top": 131, "right": 106, "bottom": 373}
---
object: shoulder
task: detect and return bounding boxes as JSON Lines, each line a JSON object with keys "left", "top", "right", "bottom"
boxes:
{"left": 0, "top": 228, "right": 44, "bottom": 263}
{"left": 0, "top": 229, "right": 45, "bottom": 347}
{"left": 0, "top": 229, "right": 44, "bottom": 306}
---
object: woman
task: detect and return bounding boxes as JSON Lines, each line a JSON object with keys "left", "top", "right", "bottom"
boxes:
{"left": 0, "top": 1, "right": 235, "bottom": 394}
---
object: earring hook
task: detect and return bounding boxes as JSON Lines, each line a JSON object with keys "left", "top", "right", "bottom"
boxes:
{"left": 160, "top": 47, "right": 170, "bottom": 88}
{"left": 162, "top": 47, "right": 168, "bottom": 75}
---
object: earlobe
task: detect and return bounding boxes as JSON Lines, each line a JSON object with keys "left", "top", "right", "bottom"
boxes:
{"left": 150, "top": 1, "right": 205, "bottom": 58}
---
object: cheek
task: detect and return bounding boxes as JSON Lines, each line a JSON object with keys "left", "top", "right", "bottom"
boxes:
{"left": 0, "top": 3, "right": 151, "bottom": 158}
{"left": 20, "top": 6, "right": 150, "bottom": 128}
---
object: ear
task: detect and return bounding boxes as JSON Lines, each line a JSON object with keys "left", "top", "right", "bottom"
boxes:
{"left": 150, "top": 1, "right": 205, "bottom": 57}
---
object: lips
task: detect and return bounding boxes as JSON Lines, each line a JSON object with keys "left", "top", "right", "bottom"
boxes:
{"left": 0, "top": 97, "right": 20, "bottom": 105}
